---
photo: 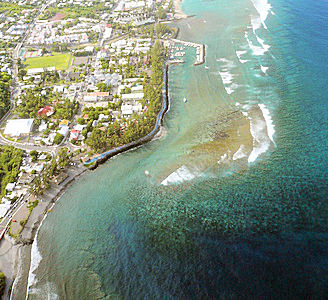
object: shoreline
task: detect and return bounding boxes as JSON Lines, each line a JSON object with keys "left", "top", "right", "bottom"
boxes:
{"left": 2, "top": 9, "right": 184, "bottom": 297}
{"left": 2, "top": 62, "right": 171, "bottom": 300}
{"left": 174, "top": 0, "right": 188, "bottom": 19}
{"left": 0, "top": 164, "right": 87, "bottom": 299}
{"left": 85, "top": 62, "right": 170, "bottom": 169}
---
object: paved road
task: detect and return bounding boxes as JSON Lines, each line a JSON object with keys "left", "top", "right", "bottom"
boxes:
{"left": 0, "top": 1, "right": 58, "bottom": 240}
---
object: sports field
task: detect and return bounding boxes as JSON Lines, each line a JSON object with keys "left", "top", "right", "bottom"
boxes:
{"left": 25, "top": 53, "right": 73, "bottom": 70}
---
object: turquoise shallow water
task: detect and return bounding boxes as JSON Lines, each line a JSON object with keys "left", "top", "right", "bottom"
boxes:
{"left": 26, "top": 0, "right": 328, "bottom": 298}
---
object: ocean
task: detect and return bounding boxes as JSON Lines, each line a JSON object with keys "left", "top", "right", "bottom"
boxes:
{"left": 21, "top": 0, "right": 328, "bottom": 298}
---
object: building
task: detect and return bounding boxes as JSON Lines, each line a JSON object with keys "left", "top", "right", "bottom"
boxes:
{"left": 4, "top": 119, "right": 34, "bottom": 136}
{"left": 37, "top": 105, "right": 54, "bottom": 117}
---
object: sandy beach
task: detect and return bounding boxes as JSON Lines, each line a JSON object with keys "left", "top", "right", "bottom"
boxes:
{"left": 174, "top": 0, "right": 188, "bottom": 19}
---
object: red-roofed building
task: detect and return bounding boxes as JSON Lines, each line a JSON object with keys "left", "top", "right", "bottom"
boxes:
{"left": 37, "top": 105, "right": 54, "bottom": 117}
{"left": 70, "top": 129, "right": 80, "bottom": 140}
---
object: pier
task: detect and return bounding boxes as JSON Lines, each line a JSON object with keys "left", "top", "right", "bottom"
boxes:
{"left": 171, "top": 38, "right": 205, "bottom": 66}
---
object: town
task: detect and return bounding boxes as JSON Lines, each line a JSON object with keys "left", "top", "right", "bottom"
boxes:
{"left": 0, "top": 0, "right": 206, "bottom": 294}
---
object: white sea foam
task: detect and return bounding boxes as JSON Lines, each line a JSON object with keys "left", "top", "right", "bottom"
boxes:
{"left": 29, "top": 282, "right": 59, "bottom": 299}
{"left": 248, "top": 116, "right": 271, "bottom": 163}
{"left": 218, "top": 59, "right": 239, "bottom": 94}
{"left": 218, "top": 153, "right": 228, "bottom": 164}
{"left": 250, "top": 0, "right": 272, "bottom": 29}
{"left": 161, "top": 165, "right": 197, "bottom": 185}
{"left": 258, "top": 103, "right": 276, "bottom": 145}
{"left": 233, "top": 145, "right": 247, "bottom": 160}
{"left": 26, "top": 205, "right": 55, "bottom": 298}
{"left": 218, "top": 71, "right": 233, "bottom": 85}
{"left": 236, "top": 50, "right": 249, "bottom": 64}
{"left": 235, "top": 102, "right": 240, "bottom": 106}
{"left": 256, "top": 35, "right": 270, "bottom": 52}
{"left": 251, "top": 15, "right": 262, "bottom": 33}
{"left": 26, "top": 232, "right": 42, "bottom": 295}
{"left": 245, "top": 32, "right": 268, "bottom": 56}
{"left": 261, "top": 65, "right": 269, "bottom": 73}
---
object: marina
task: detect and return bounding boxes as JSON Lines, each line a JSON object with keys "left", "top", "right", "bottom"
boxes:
{"left": 165, "top": 38, "right": 206, "bottom": 66}
{"left": 171, "top": 38, "right": 205, "bottom": 66}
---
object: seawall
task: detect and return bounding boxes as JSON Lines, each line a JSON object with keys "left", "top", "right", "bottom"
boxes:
{"left": 86, "top": 63, "right": 170, "bottom": 169}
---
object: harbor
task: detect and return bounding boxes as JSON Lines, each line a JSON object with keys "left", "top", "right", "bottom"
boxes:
{"left": 165, "top": 38, "right": 205, "bottom": 66}
{"left": 171, "top": 38, "right": 205, "bottom": 66}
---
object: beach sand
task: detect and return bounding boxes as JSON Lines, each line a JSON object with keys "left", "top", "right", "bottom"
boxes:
{"left": 174, "top": 0, "right": 188, "bottom": 19}
{"left": 0, "top": 164, "right": 87, "bottom": 299}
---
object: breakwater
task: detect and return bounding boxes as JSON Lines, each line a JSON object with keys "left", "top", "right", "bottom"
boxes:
{"left": 85, "top": 64, "right": 169, "bottom": 169}
{"left": 171, "top": 38, "right": 205, "bottom": 65}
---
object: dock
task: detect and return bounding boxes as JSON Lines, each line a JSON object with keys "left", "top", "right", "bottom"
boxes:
{"left": 167, "top": 59, "right": 184, "bottom": 65}
{"left": 171, "top": 38, "right": 205, "bottom": 66}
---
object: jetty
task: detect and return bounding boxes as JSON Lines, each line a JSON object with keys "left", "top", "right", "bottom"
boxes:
{"left": 167, "top": 59, "right": 184, "bottom": 65}
{"left": 171, "top": 38, "right": 205, "bottom": 66}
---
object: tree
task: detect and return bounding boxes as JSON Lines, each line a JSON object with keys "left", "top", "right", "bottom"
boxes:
{"left": 96, "top": 82, "right": 111, "bottom": 92}
{"left": 57, "top": 148, "right": 70, "bottom": 168}
{"left": 30, "top": 150, "right": 38, "bottom": 162}
{"left": 18, "top": 69, "right": 27, "bottom": 80}
{"left": 54, "top": 133, "right": 64, "bottom": 145}
{"left": 156, "top": 7, "right": 167, "bottom": 19}
{"left": 0, "top": 272, "right": 5, "bottom": 297}
{"left": 0, "top": 72, "right": 12, "bottom": 119}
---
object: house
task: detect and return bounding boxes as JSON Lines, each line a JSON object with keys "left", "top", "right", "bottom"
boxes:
{"left": 121, "top": 92, "right": 144, "bottom": 101}
{"left": 4, "top": 118, "right": 34, "bottom": 136}
{"left": 37, "top": 105, "right": 54, "bottom": 117}
{"left": 0, "top": 203, "right": 11, "bottom": 218}
{"left": 6, "top": 183, "right": 16, "bottom": 192}
{"left": 70, "top": 129, "right": 80, "bottom": 140}
{"left": 39, "top": 120, "right": 47, "bottom": 132}
{"left": 59, "top": 119, "right": 70, "bottom": 126}
{"left": 58, "top": 125, "right": 69, "bottom": 137}
{"left": 53, "top": 85, "right": 65, "bottom": 93}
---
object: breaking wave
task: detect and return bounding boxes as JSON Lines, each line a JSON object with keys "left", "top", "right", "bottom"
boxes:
{"left": 259, "top": 103, "right": 276, "bottom": 145}
{"left": 161, "top": 165, "right": 198, "bottom": 185}
{"left": 250, "top": 0, "right": 272, "bottom": 29}
{"left": 233, "top": 145, "right": 247, "bottom": 160}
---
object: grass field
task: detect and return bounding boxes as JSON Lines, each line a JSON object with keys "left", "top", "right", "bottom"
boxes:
{"left": 25, "top": 53, "right": 73, "bottom": 70}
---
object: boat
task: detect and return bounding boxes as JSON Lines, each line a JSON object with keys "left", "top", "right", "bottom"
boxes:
{"left": 183, "top": 97, "right": 187, "bottom": 103}
{"left": 205, "top": 66, "right": 209, "bottom": 69}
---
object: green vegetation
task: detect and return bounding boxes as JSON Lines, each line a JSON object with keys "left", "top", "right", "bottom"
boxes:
{"left": 29, "top": 148, "right": 71, "bottom": 196}
{"left": 0, "top": 2, "right": 33, "bottom": 16}
{"left": 40, "top": 2, "right": 112, "bottom": 20}
{"left": 25, "top": 53, "right": 73, "bottom": 70}
{"left": 96, "top": 82, "right": 111, "bottom": 93}
{"left": 0, "top": 272, "right": 5, "bottom": 297}
{"left": 27, "top": 199, "right": 39, "bottom": 212}
{"left": 0, "top": 146, "right": 23, "bottom": 197}
{"left": 155, "top": 23, "right": 172, "bottom": 38}
{"left": 15, "top": 86, "right": 78, "bottom": 123}
{"left": 156, "top": 6, "right": 167, "bottom": 19}
{"left": 0, "top": 72, "right": 12, "bottom": 119}
{"left": 86, "top": 41, "right": 165, "bottom": 153}
{"left": 54, "top": 133, "right": 64, "bottom": 145}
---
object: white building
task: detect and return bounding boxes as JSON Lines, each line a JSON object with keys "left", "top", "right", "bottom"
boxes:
{"left": 121, "top": 93, "right": 144, "bottom": 101}
{"left": 4, "top": 119, "right": 34, "bottom": 136}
